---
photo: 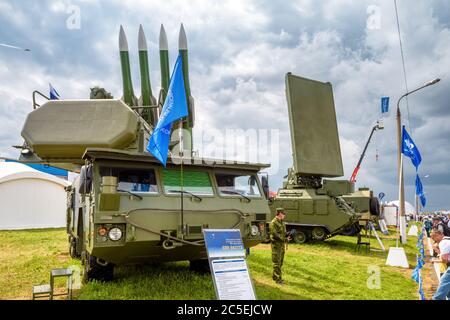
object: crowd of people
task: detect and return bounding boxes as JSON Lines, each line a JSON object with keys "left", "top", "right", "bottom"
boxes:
{"left": 421, "top": 214, "right": 450, "bottom": 300}
{"left": 420, "top": 214, "right": 450, "bottom": 238}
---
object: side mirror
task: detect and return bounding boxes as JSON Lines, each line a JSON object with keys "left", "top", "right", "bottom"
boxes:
{"left": 261, "top": 175, "right": 269, "bottom": 200}
{"left": 77, "top": 165, "right": 93, "bottom": 195}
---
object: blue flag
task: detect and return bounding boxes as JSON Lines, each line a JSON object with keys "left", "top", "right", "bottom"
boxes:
{"left": 146, "top": 54, "right": 188, "bottom": 166}
{"left": 415, "top": 174, "right": 423, "bottom": 196}
{"left": 411, "top": 266, "right": 420, "bottom": 283}
{"left": 381, "top": 97, "right": 389, "bottom": 113}
{"left": 420, "top": 193, "right": 427, "bottom": 207}
{"left": 402, "top": 126, "right": 422, "bottom": 169}
{"left": 49, "top": 83, "right": 60, "bottom": 100}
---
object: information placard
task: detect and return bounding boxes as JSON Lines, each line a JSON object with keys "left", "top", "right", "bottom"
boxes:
{"left": 203, "top": 229, "right": 256, "bottom": 300}
{"left": 203, "top": 229, "right": 245, "bottom": 258}
{"left": 211, "top": 258, "right": 256, "bottom": 300}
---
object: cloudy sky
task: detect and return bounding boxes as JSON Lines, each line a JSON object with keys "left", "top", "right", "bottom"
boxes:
{"left": 0, "top": 0, "right": 449, "bottom": 210}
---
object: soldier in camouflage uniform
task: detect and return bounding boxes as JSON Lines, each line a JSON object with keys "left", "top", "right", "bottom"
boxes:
{"left": 269, "top": 208, "right": 288, "bottom": 284}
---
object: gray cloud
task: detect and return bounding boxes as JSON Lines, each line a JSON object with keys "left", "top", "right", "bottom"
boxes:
{"left": 0, "top": 0, "right": 449, "bottom": 210}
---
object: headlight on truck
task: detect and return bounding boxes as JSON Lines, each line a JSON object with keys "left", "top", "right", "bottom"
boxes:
{"left": 108, "top": 227, "right": 123, "bottom": 241}
{"left": 250, "top": 225, "right": 259, "bottom": 236}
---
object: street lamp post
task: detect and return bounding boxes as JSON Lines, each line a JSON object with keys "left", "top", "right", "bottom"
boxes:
{"left": 396, "top": 78, "right": 440, "bottom": 244}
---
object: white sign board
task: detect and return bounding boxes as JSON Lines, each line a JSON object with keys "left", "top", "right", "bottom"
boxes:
{"left": 203, "top": 229, "right": 256, "bottom": 300}
{"left": 211, "top": 258, "right": 256, "bottom": 300}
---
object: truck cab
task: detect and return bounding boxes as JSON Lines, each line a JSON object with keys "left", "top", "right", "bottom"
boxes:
{"left": 66, "top": 148, "right": 270, "bottom": 281}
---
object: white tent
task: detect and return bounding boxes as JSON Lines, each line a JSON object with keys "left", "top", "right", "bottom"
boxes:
{"left": 0, "top": 162, "right": 69, "bottom": 230}
{"left": 387, "top": 200, "right": 416, "bottom": 214}
{"left": 383, "top": 200, "right": 416, "bottom": 226}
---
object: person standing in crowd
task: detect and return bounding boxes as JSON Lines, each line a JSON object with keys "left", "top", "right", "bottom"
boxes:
{"left": 431, "top": 228, "right": 450, "bottom": 300}
{"left": 424, "top": 218, "right": 433, "bottom": 237}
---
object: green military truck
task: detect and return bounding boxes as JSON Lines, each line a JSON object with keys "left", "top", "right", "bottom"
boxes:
{"left": 20, "top": 98, "right": 270, "bottom": 282}
{"left": 268, "top": 73, "right": 378, "bottom": 243}
{"left": 18, "top": 25, "right": 271, "bottom": 282}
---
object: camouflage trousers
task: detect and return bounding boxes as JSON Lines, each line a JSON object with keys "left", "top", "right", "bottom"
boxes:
{"left": 271, "top": 241, "right": 285, "bottom": 282}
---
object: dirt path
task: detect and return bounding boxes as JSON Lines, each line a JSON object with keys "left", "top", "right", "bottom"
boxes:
{"left": 421, "top": 236, "right": 439, "bottom": 299}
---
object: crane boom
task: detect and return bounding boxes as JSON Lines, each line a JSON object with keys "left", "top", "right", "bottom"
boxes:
{"left": 350, "top": 121, "right": 383, "bottom": 183}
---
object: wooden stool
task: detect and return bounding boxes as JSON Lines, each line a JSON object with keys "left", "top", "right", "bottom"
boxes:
{"left": 32, "top": 284, "right": 51, "bottom": 300}
{"left": 50, "top": 268, "right": 73, "bottom": 300}
{"left": 356, "top": 233, "right": 370, "bottom": 254}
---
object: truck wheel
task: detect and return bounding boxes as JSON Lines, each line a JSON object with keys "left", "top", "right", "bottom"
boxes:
{"left": 312, "top": 227, "right": 327, "bottom": 241}
{"left": 293, "top": 230, "right": 308, "bottom": 244}
{"left": 370, "top": 197, "right": 380, "bottom": 216}
{"left": 341, "top": 224, "right": 359, "bottom": 236}
{"left": 83, "top": 253, "right": 114, "bottom": 283}
{"left": 69, "top": 237, "right": 81, "bottom": 259}
{"left": 189, "top": 259, "right": 210, "bottom": 273}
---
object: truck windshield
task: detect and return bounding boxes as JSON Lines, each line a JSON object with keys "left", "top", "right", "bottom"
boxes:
{"left": 162, "top": 169, "right": 214, "bottom": 195}
{"left": 100, "top": 167, "right": 158, "bottom": 193}
{"left": 215, "top": 174, "right": 261, "bottom": 197}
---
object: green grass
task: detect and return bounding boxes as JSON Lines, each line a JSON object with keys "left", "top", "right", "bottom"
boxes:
{"left": 0, "top": 227, "right": 420, "bottom": 300}
{"left": 0, "top": 228, "right": 81, "bottom": 300}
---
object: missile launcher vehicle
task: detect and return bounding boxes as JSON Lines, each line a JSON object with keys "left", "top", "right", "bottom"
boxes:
{"left": 267, "top": 73, "right": 379, "bottom": 243}
{"left": 18, "top": 25, "right": 270, "bottom": 282}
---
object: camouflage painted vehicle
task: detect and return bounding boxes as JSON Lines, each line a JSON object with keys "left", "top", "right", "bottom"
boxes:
{"left": 268, "top": 73, "right": 379, "bottom": 243}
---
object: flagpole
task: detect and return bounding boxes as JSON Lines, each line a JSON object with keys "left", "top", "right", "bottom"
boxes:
{"left": 397, "top": 155, "right": 404, "bottom": 247}
{"left": 179, "top": 120, "right": 185, "bottom": 239}
{"left": 395, "top": 78, "right": 440, "bottom": 245}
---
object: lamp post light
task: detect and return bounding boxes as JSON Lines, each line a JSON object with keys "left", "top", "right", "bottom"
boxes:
{"left": 397, "top": 78, "right": 440, "bottom": 244}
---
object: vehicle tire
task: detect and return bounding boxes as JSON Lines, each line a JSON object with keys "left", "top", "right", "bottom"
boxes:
{"left": 370, "top": 197, "right": 380, "bottom": 216}
{"left": 311, "top": 227, "right": 327, "bottom": 241}
{"left": 341, "top": 224, "right": 359, "bottom": 236}
{"left": 189, "top": 259, "right": 210, "bottom": 273}
{"left": 292, "top": 229, "right": 308, "bottom": 244}
{"left": 69, "top": 237, "right": 81, "bottom": 259}
{"left": 82, "top": 253, "right": 114, "bottom": 283}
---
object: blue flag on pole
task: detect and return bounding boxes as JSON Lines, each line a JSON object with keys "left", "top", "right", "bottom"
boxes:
{"left": 146, "top": 54, "right": 188, "bottom": 166}
{"left": 420, "top": 194, "right": 426, "bottom": 207}
{"left": 381, "top": 97, "right": 389, "bottom": 114}
{"left": 415, "top": 174, "right": 427, "bottom": 207}
{"left": 415, "top": 174, "right": 423, "bottom": 196}
{"left": 49, "top": 83, "right": 60, "bottom": 100}
{"left": 411, "top": 266, "right": 420, "bottom": 283}
{"left": 402, "top": 126, "right": 422, "bottom": 169}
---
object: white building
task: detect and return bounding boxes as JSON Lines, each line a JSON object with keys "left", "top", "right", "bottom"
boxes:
{"left": 0, "top": 161, "right": 69, "bottom": 230}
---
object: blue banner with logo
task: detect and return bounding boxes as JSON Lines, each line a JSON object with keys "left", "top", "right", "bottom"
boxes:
{"left": 402, "top": 126, "right": 422, "bottom": 169}
{"left": 203, "top": 229, "right": 246, "bottom": 258}
{"left": 381, "top": 97, "right": 389, "bottom": 114}
{"left": 146, "top": 54, "right": 188, "bottom": 166}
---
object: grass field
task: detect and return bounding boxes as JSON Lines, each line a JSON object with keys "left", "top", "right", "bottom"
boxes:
{"left": 0, "top": 227, "right": 422, "bottom": 300}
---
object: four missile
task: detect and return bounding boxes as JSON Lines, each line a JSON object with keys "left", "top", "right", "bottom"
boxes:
{"left": 118, "top": 23, "right": 195, "bottom": 153}
{"left": 138, "top": 25, "right": 157, "bottom": 125}
{"left": 119, "top": 25, "right": 137, "bottom": 107}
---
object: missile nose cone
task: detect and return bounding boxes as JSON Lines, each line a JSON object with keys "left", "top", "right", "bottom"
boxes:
{"left": 178, "top": 23, "right": 187, "bottom": 50}
{"left": 138, "top": 24, "right": 147, "bottom": 51}
{"left": 159, "top": 24, "right": 168, "bottom": 51}
{"left": 119, "top": 25, "right": 129, "bottom": 52}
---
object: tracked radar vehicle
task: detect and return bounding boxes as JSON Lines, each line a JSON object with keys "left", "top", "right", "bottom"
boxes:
{"left": 18, "top": 25, "right": 270, "bottom": 282}
{"left": 268, "top": 73, "right": 378, "bottom": 243}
